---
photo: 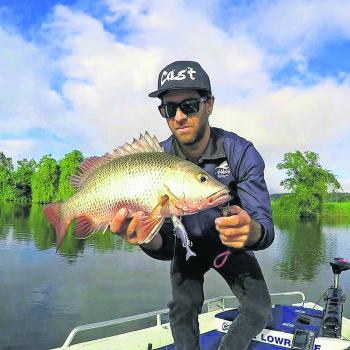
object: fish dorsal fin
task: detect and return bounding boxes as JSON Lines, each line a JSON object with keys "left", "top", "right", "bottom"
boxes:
{"left": 113, "top": 131, "right": 163, "bottom": 155}
{"left": 70, "top": 132, "right": 164, "bottom": 190}
{"left": 70, "top": 155, "right": 112, "bottom": 190}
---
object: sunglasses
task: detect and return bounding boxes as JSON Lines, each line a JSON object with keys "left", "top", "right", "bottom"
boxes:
{"left": 158, "top": 96, "right": 208, "bottom": 119}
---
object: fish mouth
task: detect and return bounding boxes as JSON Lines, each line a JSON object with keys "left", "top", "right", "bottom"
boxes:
{"left": 168, "top": 186, "right": 231, "bottom": 216}
{"left": 206, "top": 188, "right": 231, "bottom": 207}
{"left": 180, "top": 188, "right": 231, "bottom": 214}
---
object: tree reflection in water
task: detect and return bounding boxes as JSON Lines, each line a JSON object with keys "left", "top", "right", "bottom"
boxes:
{"left": 0, "top": 202, "right": 139, "bottom": 263}
{"left": 273, "top": 216, "right": 328, "bottom": 281}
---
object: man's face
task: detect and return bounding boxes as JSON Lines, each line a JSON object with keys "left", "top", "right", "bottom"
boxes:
{"left": 162, "top": 89, "right": 214, "bottom": 146}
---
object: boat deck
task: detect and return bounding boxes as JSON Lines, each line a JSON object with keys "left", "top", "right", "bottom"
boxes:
{"left": 51, "top": 294, "right": 350, "bottom": 350}
{"left": 52, "top": 308, "right": 219, "bottom": 350}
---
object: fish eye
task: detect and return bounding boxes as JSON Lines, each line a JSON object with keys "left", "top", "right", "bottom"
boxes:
{"left": 198, "top": 174, "right": 208, "bottom": 183}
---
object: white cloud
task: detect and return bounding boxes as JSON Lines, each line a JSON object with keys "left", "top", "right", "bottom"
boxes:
{"left": 41, "top": 5, "right": 169, "bottom": 155}
{"left": 0, "top": 139, "right": 37, "bottom": 162}
{"left": 226, "top": 0, "right": 350, "bottom": 56}
{"left": 342, "top": 178, "right": 350, "bottom": 192}
{"left": 213, "top": 0, "right": 350, "bottom": 79}
{"left": 0, "top": 24, "right": 80, "bottom": 156}
{"left": 213, "top": 78, "right": 350, "bottom": 153}
{"left": 41, "top": 2, "right": 271, "bottom": 154}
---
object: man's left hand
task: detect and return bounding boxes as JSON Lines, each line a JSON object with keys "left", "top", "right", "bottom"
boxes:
{"left": 215, "top": 205, "right": 261, "bottom": 249}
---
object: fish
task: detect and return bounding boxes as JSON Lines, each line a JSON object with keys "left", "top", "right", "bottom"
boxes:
{"left": 44, "top": 132, "right": 231, "bottom": 249}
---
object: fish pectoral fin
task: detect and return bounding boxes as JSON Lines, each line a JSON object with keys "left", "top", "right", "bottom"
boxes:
{"left": 137, "top": 216, "right": 165, "bottom": 244}
{"left": 136, "top": 195, "right": 169, "bottom": 244}
{"left": 73, "top": 215, "right": 102, "bottom": 239}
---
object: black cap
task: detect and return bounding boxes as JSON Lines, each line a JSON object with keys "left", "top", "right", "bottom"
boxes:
{"left": 148, "top": 61, "right": 211, "bottom": 98}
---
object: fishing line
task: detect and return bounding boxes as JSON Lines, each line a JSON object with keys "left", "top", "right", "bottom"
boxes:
{"left": 311, "top": 288, "right": 330, "bottom": 311}
{"left": 171, "top": 229, "right": 177, "bottom": 276}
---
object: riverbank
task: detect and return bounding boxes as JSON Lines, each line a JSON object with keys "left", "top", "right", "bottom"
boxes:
{"left": 272, "top": 200, "right": 350, "bottom": 218}
{"left": 322, "top": 202, "right": 350, "bottom": 217}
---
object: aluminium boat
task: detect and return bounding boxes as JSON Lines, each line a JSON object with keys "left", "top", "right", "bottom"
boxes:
{"left": 51, "top": 257, "right": 350, "bottom": 350}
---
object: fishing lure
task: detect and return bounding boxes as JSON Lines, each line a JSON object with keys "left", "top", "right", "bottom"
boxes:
{"left": 171, "top": 215, "right": 196, "bottom": 261}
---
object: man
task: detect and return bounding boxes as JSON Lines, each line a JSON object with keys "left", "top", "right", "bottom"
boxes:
{"left": 111, "top": 61, "right": 274, "bottom": 350}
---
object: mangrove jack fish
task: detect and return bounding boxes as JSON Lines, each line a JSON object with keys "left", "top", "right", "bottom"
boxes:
{"left": 44, "top": 132, "right": 231, "bottom": 249}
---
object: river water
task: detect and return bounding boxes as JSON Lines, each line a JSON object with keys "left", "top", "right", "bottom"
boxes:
{"left": 1, "top": 202, "right": 350, "bottom": 349}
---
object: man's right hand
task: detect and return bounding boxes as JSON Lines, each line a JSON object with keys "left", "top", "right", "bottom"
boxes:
{"left": 110, "top": 208, "right": 144, "bottom": 245}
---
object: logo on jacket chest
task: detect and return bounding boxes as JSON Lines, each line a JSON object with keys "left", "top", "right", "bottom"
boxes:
{"left": 215, "top": 161, "right": 230, "bottom": 178}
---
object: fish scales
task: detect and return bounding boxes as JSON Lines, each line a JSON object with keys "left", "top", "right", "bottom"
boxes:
{"left": 64, "top": 152, "right": 179, "bottom": 221}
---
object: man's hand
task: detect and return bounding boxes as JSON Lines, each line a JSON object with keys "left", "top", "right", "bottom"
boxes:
{"left": 110, "top": 208, "right": 144, "bottom": 245}
{"left": 215, "top": 205, "right": 261, "bottom": 249}
{"left": 110, "top": 207, "right": 162, "bottom": 250}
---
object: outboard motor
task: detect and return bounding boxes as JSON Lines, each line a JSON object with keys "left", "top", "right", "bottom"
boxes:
{"left": 320, "top": 257, "right": 350, "bottom": 338}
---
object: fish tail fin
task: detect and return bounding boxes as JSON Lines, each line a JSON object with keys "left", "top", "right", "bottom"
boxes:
{"left": 185, "top": 247, "right": 197, "bottom": 261}
{"left": 44, "top": 202, "right": 71, "bottom": 249}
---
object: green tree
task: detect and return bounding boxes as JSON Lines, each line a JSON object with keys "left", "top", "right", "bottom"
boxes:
{"left": 13, "top": 158, "right": 37, "bottom": 200}
{"left": 277, "top": 151, "right": 341, "bottom": 218}
{"left": 55, "top": 150, "right": 83, "bottom": 201}
{"left": 0, "top": 151, "right": 16, "bottom": 200}
{"left": 31, "top": 155, "right": 59, "bottom": 203}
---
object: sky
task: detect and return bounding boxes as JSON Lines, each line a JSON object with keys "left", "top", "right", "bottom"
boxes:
{"left": 0, "top": 0, "right": 350, "bottom": 193}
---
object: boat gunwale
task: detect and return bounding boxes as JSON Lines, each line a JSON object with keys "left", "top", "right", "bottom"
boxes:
{"left": 58, "top": 291, "right": 306, "bottom": 349}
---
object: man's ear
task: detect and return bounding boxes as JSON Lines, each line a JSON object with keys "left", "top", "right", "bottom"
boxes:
{"left": 206, "top": 96, "right": 215, "bottom": 115}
